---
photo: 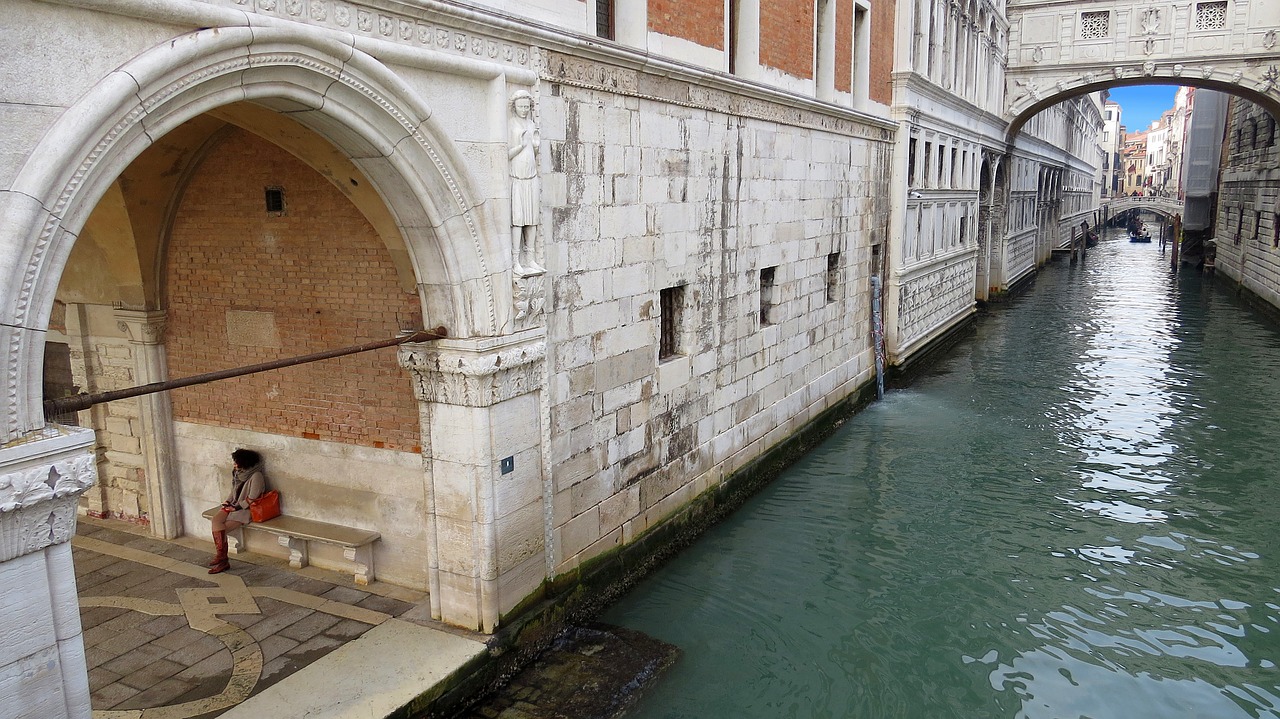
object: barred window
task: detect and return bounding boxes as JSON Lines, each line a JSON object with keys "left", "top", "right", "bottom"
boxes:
{"left": 826, "top": 253, "right": 840, "bottom": 303}
{"left": 1195, "top": 1, "right": 1227, "bottom": 30}
{"left": 759, "top": 267, "right": 777, "bottom": 326}
{"left": 659, "top": 285, "right": 684, "bottom": 360}
{"left": 1080, "top": 11, "right": 1110, "bottom": 39}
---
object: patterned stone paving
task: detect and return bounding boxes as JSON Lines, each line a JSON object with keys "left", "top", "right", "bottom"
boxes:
{"left": 73, "top": 518, "right": 432, "bottom": 718}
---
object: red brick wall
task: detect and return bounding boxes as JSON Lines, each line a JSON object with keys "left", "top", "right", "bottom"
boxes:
{"left": 165, "top": 129, "right": 423, "bottom": 452}
{"left": 869, "top": 0, "right": 896, "bottom": 105}
{"left": 761, "top": 0, "right": 815, "bottom": 79}
{"left": 650, "top": 0, "right": 724, "bottom": 50}
{"left": 835, "top": 0, "right": 853, "bottom": 93}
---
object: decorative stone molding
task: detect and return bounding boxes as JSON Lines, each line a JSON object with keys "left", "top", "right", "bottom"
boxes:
{"left": 115, "top": 309, "right": 167, "bottom": 345}
{"left": 0, "top": 427, "right": 96, "bottom": 561}
{"left": 219, "top": 0, "right": 536, "bottom": 72}
{"left": 542, "top": 52, "right": 895, "bottom": 143}
{"left": 398, "top": 330, "right": 546, "bottom": 407}
{"left": 512, "top": 275, "right": 547, "bottom": 329}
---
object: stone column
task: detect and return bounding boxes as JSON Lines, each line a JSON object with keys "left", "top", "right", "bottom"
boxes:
{"left": 113, "top": 309, "right": 180, "bottom": 539}
{"left": 398, "top": 329, "right": 547, "bottom": 633}
{"left": 0, "top": 426, "right": 97, "bottom": 719}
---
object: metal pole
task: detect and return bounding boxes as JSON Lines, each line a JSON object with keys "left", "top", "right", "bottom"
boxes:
{"left": 45, "top": 326, "right": 448, "bottom": 416}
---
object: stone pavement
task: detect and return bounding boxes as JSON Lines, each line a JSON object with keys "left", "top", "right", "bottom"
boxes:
{"left": 73, "top": 516, "right": 486, "bottom": 719}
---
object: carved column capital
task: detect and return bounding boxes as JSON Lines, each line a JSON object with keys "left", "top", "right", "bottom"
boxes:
{"left": 0, "top": 427, "right": 96, "bottom": 561}
{"left": 398, "top": 329, "right": 546, "bottom": 407}
{"left": 114, "top": 308, "right": 167, "bottom": 345}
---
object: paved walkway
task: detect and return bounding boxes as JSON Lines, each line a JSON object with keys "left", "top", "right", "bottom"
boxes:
{"left": 73, "top": 517, "right": 487, "bottom": 719}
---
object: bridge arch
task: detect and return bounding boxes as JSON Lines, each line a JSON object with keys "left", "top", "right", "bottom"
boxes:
{"left": 1005, "top": 75, "right": 1280, "bottom": 142}
{"left": 0, "top": 26, "right": 504, "bottom": 441}
{"left": 1004, "top": 0, "right": 1280, "bottom": 140}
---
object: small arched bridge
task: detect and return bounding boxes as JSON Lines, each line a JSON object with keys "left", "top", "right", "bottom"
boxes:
{"left": 1005, "top": 0, "right": 1280, "bottom": 133}
{"left": 1101, "top": 195, "right": 1184, "bottom": 220}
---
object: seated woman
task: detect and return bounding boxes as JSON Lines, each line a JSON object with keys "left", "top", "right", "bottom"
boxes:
{"left": 208, "top": 448, "right": 267, "bottom": 574}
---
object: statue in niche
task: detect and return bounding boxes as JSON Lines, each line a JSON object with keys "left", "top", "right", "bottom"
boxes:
{"left": 509, "top": 90, "right": 544, "bottom": 276}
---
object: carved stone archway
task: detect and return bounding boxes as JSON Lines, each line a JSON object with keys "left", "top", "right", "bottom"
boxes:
{"left": 1005, "top": 0, "right": 1280, "bottom": 137}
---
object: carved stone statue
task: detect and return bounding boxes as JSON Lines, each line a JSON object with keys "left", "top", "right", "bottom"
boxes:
{"left": 509, "top": 90, "right": 544, "bottom": 276}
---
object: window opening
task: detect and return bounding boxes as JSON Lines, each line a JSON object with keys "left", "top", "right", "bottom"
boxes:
{"left": 1080, "top": 11, "right": 1110, "bottom": 39}
{"left": 1195, "top": 1, "right": 1227, "bottom": 31}
{"left": 264, "top": 187, "right": 285, "bottom": 215}
{"left": 908, "top": 139, "right": 918, "bottom": 187}
{"left": 659, "top": 285, "right": 684, "bottom": 360}
{"left": 596, "top": 0, "right": 614, "bottom": 40}
{"left": 759, "top": 267, "right": 777, "bottom": 326}
{"left": 826, "top": 253, "right": 840, "bottom": 303}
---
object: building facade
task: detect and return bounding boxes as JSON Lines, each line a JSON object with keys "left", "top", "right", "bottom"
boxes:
{"left": 0, "top": 1, "right": 1103, "bottom": 716}
{"left": 1212, "top": 96, "right": 1280, "bottom": 309}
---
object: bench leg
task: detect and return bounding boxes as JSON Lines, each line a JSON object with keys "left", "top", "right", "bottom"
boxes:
{"left": 344, "top": 546, "right": 375, "bottom": 586}
{"left": 278, "top": 535, "right": 308, "bottom": 569}
{"left": 226, "top": 528, "right": 245, "bottom": 555}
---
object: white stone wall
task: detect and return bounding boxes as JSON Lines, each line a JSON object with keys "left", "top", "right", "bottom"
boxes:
{"left": 172, "top": 423, "right": 431, "bottom": 590}
{"left": 49, "top": 305, "right": 151, "bottom": 524}
{"left": 538, "top": 58, "right": 892, "bottom": 572}
{"left": 0, "top": 427, "right": 96, "bottom": 719}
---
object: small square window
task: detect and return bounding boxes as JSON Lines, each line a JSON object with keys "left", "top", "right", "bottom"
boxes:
{"left": 659, "top": 285, "right": 684, "bottom": 360}
{"left": 1080, "top": 11, "right": 1110, "bottom": 39}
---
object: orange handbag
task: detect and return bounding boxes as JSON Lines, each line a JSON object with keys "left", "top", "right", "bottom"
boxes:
{"left": 250, "top": 490, "right": 281, "bottom": 522}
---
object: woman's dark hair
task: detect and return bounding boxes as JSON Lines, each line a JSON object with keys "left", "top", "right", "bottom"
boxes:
{"left": 231, "top": 449, "right": 261, "bottom": 468}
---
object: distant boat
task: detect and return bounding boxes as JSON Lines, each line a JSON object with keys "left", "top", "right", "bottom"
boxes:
{"left": 1129, "top": 228, "right": 1151, "bottom": 243}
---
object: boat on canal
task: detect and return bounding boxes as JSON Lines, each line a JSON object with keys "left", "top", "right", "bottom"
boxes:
{"left": 1129, "top": 228, "right": 1151, "bottom": 243}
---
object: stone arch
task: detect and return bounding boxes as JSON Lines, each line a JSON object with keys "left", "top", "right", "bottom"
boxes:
{"left": 0, "top": 26, "right": 506, "bottom": 441}
{"left": 1004, "top": 76, "right": 1280, "bottom": 144}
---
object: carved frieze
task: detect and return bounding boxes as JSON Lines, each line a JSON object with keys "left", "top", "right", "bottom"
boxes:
{"left": 399, "top": 337, "right": 546, "bottom": 407}
{"left": 218, "top": 0, "right": 535, "bottom": 73}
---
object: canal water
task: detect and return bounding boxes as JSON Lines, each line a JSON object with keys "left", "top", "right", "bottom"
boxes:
{"left": 603, "top": 229, "right": 1280, "bottom": 718}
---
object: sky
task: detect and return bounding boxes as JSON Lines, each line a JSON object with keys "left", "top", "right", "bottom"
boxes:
{"left": 1106, "top": 86, "right": 1180, "bottom": 133}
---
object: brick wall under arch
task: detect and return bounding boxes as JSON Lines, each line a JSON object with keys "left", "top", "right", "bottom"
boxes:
{"left": 164, "top": 128, "right": 423, "bottom": 452}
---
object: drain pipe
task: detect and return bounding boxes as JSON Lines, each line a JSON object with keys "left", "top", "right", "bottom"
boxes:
{"left": 870, "top": 275, "right": 886, "bottom": 400}
{"left": 44, "top": 327, "right": 448, "bottom": 417}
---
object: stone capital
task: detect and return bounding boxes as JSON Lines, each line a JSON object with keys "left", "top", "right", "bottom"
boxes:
{"left": 114, "top": 308, "right": 167, "bottom": 345}
{"left": 398, "top": 329, "right": 546, "bottom": 407}
{"left": 0, "top": 427, "right": 96, "bottom": 561}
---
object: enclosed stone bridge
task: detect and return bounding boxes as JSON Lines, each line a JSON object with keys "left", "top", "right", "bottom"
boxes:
{"left": 1005, "top": 0, "right": 1280, "bottom": 133}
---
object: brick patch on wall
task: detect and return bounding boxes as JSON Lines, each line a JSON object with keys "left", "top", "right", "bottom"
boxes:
{"left": 164, "top": 129, "right": 423, "bottom": 452}
{"left": 760, "top": 0, "right": 815, "bottom": 79}
{"left": 650, "top": 0, "right": 724, "bottom": 49}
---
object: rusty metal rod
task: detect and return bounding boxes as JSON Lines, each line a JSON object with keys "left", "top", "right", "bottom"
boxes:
{"left": 44, "top": 326, "right": 448, "bottom": 416}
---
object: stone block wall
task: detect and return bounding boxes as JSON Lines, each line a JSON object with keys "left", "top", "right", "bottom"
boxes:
{"left": 538, "top": 56, "right": 892, "bottom": 574}
{"left": 1215, "top": 97, "right": 1280, "bottom": 311}
{"left": 45, "top": 305, "right": 152, "bottom": 525}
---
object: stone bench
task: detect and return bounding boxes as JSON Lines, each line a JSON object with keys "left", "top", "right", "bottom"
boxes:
{"left": 202, "top": 507, "right": 380, "bottom": 585}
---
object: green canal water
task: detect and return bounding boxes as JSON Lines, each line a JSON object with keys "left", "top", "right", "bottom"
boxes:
{"left": 603, "top": 231, "right": 1280, "bottom": 718}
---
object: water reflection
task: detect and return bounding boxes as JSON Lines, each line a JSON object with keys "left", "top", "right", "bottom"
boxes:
{"left": 606, "top": 230, "right": 1280, "bottom": 718}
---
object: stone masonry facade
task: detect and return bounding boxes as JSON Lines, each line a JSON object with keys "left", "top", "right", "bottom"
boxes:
{"left": 540, "top": 59, "right": 892, "bottom": 571}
